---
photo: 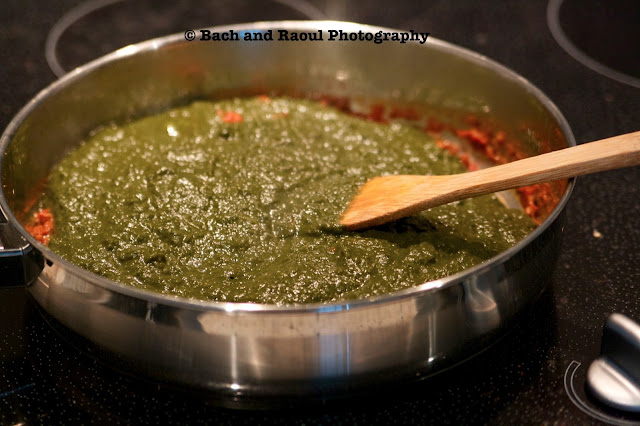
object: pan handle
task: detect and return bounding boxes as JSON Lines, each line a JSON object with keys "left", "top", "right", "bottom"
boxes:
{"left": 0, "top": 206, "right": 43, "bottom": 287}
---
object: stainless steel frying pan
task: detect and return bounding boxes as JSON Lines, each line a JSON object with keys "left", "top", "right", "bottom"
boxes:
{"left": 0, "top": 21, "right": 574, "bottom": 403}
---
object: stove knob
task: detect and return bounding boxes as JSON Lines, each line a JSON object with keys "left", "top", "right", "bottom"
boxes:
{"left": 587, "top": 313, "right": 640, "bottom": 412}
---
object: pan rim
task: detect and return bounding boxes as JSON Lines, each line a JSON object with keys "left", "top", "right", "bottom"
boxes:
{"left": 0, "top": 20, "right": 575, "bottom": 313}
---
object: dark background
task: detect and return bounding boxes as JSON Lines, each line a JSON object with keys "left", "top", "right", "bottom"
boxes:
{"left": 1, "top": 0, "right": 639, "bottom": 424}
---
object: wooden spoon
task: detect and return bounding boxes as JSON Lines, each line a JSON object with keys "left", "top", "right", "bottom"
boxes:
{"left": 340, "top": 131, "right": 640, "bottom": 230}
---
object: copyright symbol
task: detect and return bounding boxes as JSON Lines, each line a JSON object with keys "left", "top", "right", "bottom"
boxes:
{"left": 184, "top": 30, "right": 196, "bottom": 41}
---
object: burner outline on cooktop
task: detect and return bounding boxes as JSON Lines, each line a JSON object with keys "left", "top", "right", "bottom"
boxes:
{"left": 547, "top": 0, "right": 640, "bottom": 89}
{"left": 44, "top": 0, "right": 326, "bottom": 78}
{"left": 45, "top": 0, "right": 124, "bottom": 77}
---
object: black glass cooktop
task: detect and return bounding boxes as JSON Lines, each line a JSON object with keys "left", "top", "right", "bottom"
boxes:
{"left": 1, "top": 0, "right": 639, "bottom": 424}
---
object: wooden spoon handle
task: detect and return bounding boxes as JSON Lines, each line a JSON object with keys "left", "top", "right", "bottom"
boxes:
{"left": 341, "top": 131, "right": 640, "bottom": 231}
{"left": 451, "top": 131, "right": 640, "bottom": 198}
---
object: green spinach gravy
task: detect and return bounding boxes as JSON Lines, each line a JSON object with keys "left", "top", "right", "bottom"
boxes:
{"left": 44, "top": 97, "right": 535, "bottom": 304}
